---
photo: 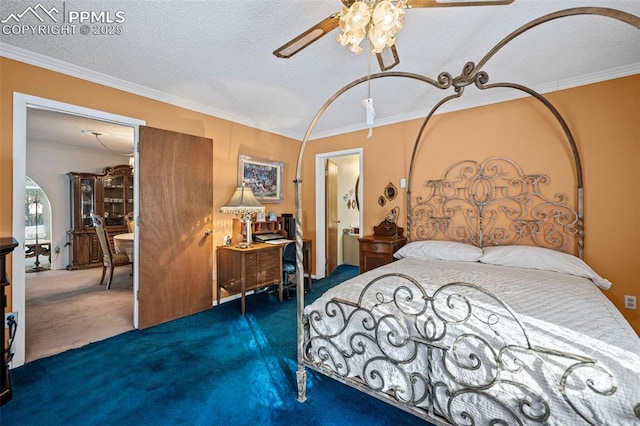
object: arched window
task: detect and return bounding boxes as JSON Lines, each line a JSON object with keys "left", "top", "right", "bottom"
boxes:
{"left": 25, "top": 177, "right": 52, "bottom": 270}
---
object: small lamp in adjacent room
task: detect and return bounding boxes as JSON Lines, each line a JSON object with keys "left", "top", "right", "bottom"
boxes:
{"left": 220, "top": 184, "right": 265, "bottom": 248}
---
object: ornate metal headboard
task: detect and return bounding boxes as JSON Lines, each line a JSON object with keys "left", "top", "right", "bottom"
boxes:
{"left": 409, "top": 157, "right": 581, "bottom": 256}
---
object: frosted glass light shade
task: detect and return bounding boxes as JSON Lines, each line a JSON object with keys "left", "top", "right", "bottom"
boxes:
{"left": 337, "top": 0, "right": 407, "bottom": 56}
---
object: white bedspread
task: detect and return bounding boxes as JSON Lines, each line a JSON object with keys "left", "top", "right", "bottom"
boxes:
{"left": 304, "top": 258, "right": 640, "bottom": 425}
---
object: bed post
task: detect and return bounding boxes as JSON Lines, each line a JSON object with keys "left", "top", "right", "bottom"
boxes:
{"left": 293, "top": 72, "right": 444, "bottom": 404}
{"left": 294, "top": 176, "right": 307, "bottom": 402}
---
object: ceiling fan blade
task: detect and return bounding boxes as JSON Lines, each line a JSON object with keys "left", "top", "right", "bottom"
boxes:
{"left": 273, "top": 14, "right": 340, "bottom": 58}
{"left": 407, "top": 0, "right": 514, "bottom": 7}
{"left": 376, "top": 45, "right": 400, "bottom": 71}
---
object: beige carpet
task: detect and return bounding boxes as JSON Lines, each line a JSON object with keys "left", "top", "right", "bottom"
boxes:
{"left": 25, "top": 266, "right": 134, "bottom": 363}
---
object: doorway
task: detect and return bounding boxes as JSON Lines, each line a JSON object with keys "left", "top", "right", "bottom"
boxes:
{"left": 12, "top": 93, "right": 144, "bottom": 367}
{"left": 23, "top": 111, "right": 136, "bottom": 363}
{"left": 314, "top": 148, "right": 363, "bottom": 280}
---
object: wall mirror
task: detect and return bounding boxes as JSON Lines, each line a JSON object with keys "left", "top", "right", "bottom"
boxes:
{"left": 384, "top": 182, "right": 397, "bottom": 201}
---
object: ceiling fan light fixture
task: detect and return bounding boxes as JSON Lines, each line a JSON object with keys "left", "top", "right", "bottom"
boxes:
{"left": 337, "top": 2, "right": 371, "bottom": 54}
{"left": 274, "top": 0, "right": 514, "bottom": 70}
{"left": 372, "top": 0, "right": 405, "bottom": 33}
{"left": 342, "top": 2, "right": 372, "bottom": 29}
{"left": 338, "top": 29, "right": 367, "bottom": 53}
{"left": 369, "top": 23, "right": 399, "bottom": 53}
{"left": 338, "top": 0, "right": 407, "bottom": 56}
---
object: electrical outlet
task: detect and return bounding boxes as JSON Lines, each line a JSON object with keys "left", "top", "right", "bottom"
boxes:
{"left": 624, "top": 295, "right": 637, "bottom": 310}
{"left": 4, "top": 312, "right": 17, "bottom": 328}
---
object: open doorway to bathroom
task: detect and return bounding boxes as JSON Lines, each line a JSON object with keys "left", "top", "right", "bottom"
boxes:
{"left": 315, "top": 148, "right": 363, "bottom": 280}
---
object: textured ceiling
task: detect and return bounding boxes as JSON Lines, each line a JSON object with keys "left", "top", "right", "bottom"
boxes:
{"left": 1, "top": 0, "right": 639, "bottom": 152}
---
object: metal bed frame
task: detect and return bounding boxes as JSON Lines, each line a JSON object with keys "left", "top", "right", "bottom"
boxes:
{"left": 291, "top": 8, "right": 640, "bottom": 425}
{"left": 303, "top": 157, "right": 602, "bottom": 424}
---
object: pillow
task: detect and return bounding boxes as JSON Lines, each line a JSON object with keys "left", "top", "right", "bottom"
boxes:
{"left": 479, "top": 245, "right": 612, "bottom": 290}
{"left": 393, "top": 240, "right": 483, "bottom": 262}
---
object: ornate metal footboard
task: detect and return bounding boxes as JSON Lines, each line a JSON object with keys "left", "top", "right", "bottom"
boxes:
{"left": 303, "top": 273, "right": 629, "bottom": 425}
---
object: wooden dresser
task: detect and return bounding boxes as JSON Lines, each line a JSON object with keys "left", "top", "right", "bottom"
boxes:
{"left": 358, "top": 235, "right": 407, "bottom": 273}
{"left": 216, "top": 243, "right": 283, "bottom": 315}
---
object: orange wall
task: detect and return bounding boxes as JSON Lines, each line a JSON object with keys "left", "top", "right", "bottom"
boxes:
{"left": 1, "top": 58, "right": 638, "bottom": 333}
{"left": 299, "top": 74, "right": 639, "bottom": 333}
{"left": 0, "top": 57, "right": 298, "bottom": 300}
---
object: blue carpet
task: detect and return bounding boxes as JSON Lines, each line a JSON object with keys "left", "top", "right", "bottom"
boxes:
{"left": 0, "top": 265, "right": 427, "bottom": 425}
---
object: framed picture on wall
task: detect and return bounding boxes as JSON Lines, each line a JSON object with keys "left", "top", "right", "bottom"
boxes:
{"left": 238, "top": 154, "right": 284, "bottom": 203}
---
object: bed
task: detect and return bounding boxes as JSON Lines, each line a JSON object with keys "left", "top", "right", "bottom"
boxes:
{"left": 290, "top": 8, "right": 640, "bottom": 426}
{"left": 301, "top": 158, "right": 640, "bottom": 425}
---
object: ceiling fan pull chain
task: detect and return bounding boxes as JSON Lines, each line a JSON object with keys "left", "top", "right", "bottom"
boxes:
{"left": 363, "top": 40, "right": 375, "bottom": 138}
{"left": 363, "top": 98, "right": 375, "bottom": 138}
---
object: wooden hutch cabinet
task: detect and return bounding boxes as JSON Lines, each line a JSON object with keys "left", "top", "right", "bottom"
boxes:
{"left": 67, "top": 164, "right": 133, "bottom": 270}
{"left": 231, "top": 216, "right": 285, "bottom": 244}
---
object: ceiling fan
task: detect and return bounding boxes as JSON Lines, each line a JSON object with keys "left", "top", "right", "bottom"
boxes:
{"left": 273, "top": 0, "right": 514, "bottom": 71}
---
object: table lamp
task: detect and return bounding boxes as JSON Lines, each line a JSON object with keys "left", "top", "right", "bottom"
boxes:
{"left": 220, "top": 184, "right": 265, "bottom": 248}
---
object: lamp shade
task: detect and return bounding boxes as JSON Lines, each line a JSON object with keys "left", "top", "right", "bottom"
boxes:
{"left": 220, "top": 185, "right": 265, "bottom": 215}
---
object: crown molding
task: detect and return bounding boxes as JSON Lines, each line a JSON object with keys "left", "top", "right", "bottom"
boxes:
{"left": 2, "top": 43, "right": 638, "bottom": 141}
{"left": 0, "top": 43, "right": 294, "bottom": 138}
{"left": 310, "top": 62, "right": 640, "bottom": 140}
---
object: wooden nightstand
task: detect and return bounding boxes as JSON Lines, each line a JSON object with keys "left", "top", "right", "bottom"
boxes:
{"left": 358, "top": 235, "right": 407, "bottom": 273}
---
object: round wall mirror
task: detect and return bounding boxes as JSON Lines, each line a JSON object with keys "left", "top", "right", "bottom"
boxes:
{"left": 384, "top": 182, "right": 397, "bottom": 200}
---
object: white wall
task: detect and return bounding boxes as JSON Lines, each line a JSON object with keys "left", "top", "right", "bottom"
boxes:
{"left": 26, "top": 142, "right": 126, "bottom": 270}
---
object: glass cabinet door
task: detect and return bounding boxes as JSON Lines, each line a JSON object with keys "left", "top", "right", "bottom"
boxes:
{"left": 127, "top": 177, "right": 134, "bottom": 217}
{"left": 80, "top": 178, "right": 95, "bottom": 227}
{"left": 103, "top": 176, "right": 126, "bottom": 225}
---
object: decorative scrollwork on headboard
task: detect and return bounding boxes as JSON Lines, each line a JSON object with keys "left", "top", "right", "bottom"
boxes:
{"left": 410, "top": 157, "right": 580, "bottom": 254}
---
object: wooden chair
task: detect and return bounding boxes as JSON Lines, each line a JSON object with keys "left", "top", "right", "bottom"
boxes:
{"left": 91, "top": 214, "right": 132, "bottom": 289}
{"left": 125, "top": 212, "right": 135, "bottom": 233}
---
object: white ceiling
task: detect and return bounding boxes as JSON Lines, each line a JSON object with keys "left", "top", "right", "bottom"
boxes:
{"left": 1, "top": 0, "right": 639, "bottom": 153}
{"left": 26, "top": 107, "right": 135, "bottom": 155}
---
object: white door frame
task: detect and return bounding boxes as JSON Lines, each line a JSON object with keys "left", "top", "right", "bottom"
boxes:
{"left": 314, "top": 148, "right": 363, "bottom": 280}
{"left": 11, "top": 93, "right": 144, "bottom": 368}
